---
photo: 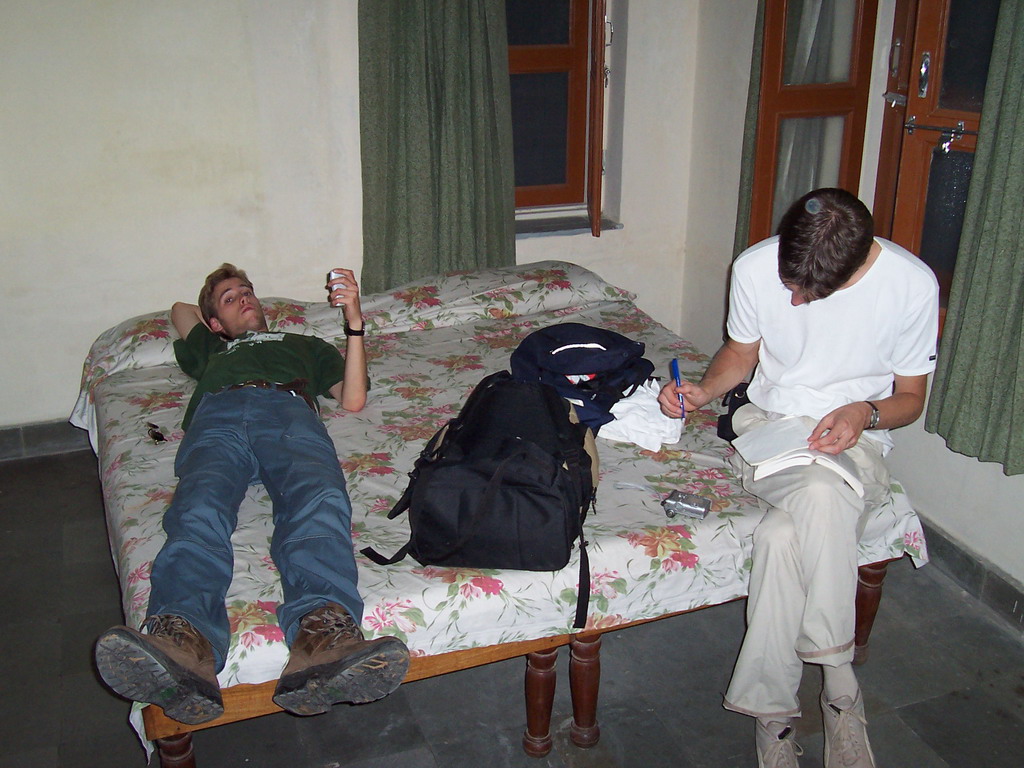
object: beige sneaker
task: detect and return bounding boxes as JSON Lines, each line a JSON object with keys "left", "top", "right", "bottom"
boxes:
{"left": 95, "top": 614, "right": 223, "bottom": 725}
{"left": 756, "top": 719, "right": 803, "bottom": 768}
{"left": 273, "top": 603, "right": 410, "bottom": 716}
{"left": 821, "top": 690, "right": 877, "bottom": 767}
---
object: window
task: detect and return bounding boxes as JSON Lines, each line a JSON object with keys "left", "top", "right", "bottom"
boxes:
{"left": 506, "top": 0, "right": 607, "bottom": 235}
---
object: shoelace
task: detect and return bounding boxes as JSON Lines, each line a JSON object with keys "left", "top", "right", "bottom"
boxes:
{"left": 300, "top": 608, "right": 362, "bottom": 648}
{"left": 829, "top": 703, "right": 870, "bottom": 765}
{"left": 146, "top": 615, "right": 199, "bottom": 645}
{"left": 763, "top": 736, "right": 803, "bottom": 768}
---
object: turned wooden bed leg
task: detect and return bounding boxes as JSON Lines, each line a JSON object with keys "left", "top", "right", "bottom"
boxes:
{"left": 522, "top": 647, "right": 559, "bottom": 757}
{"left": 155, "top": 732, "right": 197, "bottom": 768}
{"left": 569, "top": 635, "right": 601, "bottom": 748}
{"left": 854, "top": 561, "right": 890, "bottom": 666}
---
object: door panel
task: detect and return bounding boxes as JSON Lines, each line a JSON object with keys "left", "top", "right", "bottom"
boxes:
{"left": 884, "top": 0, "right": 999, "bottom": 316}
{"left": 749, "top": 0, "right": 878, "bottom": 243}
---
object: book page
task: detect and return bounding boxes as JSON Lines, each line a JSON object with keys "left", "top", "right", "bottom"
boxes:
{"left": 733, "top": 417, "right": 865, "bottom": 497}
{"left": 731, "top": 416, "right": 815, "bottom": 465}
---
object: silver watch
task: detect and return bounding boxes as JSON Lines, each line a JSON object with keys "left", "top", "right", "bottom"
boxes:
{"left": 866, "top": 401, "right": 880, "bottom": 430}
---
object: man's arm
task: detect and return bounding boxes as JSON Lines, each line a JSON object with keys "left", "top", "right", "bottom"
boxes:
{"left": 171, "top": 302, "right": 206, "bottom": 339}
{"left": 808, "top": 373, "right": 929, "bottom": 455}
{"left": 326, "top": 268, "right": 367, "bottom": 412}
{"left": 658, "top": 338, "right": 761, "bottom": 418}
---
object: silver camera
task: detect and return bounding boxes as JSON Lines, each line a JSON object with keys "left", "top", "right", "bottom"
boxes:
{"left": 661, "top": 490, "right": 711, "bottom": 520}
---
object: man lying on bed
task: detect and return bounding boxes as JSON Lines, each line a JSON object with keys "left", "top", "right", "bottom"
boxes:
{"left": 94, "top": 263, "right": 409, "bottom": 725}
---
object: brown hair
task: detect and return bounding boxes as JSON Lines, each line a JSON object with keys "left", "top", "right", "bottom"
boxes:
{"left": 198, "top": 263, "right": 253, "bottom": 324}
{"left": 776, "top": 188, "right": 874, "bottom": 301}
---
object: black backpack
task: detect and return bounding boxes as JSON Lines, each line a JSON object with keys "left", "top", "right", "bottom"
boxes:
{"left": 361, "top": 371, "right": 598, "bottom": 628}
{"left": 510, "top": 323, "right": 655, "bottom": 431}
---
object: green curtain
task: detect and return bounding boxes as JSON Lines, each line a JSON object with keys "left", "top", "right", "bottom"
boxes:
{"left": 358, "top": 0, "right": 516, "bottom": 294}
{"left": 733, "top": 0, "right": 766, "bottom": 258}
{"left": 925, "top": 1, "right": 1024, "bottom": 475}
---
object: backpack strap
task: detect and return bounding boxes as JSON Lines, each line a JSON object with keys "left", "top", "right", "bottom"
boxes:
{"left": 360, "top": 472, "right": 415, "bottom": 562}
{"left": 573, "top": 535, "right": 590, "bottom": 629}
{"left": 538, "top": 384, "right": 593, "bottom": 629}
{"left": 360, "top": 541, "right": 410, "bottom": 566}
{"left": 537, "top": 384, "right": 588, "bottom": 508}
{"left": 360, "top": 423, "right": 445, "bottom": 562}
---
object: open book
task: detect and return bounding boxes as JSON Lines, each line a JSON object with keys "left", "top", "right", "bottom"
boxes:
{"left": 731, "top": 416, "right": 864, "bottom": 498}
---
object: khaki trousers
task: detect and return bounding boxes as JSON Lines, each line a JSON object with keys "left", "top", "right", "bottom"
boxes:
{"left": 723, "top": 404, "right": 891, "bottom": 718}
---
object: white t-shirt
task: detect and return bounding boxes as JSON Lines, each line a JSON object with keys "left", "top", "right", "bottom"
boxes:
{"left": 727, "top": 236, "right": 939, "bottom": 453}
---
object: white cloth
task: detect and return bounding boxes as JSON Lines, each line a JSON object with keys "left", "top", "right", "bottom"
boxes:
{"left": 599, "top": 379, "right": 682, "bottom": 451}
{"left": 727, "top": 236, "right": 939, "bottom": 453}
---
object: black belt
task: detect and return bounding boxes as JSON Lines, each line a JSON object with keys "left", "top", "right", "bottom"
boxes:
{"left": 225, "top": 379, "right": 318, "bottom": 413}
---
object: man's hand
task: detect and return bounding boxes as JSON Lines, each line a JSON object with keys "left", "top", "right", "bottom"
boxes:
{"left": 658, "top": 379, "right": 713, "bottom": 419}
{"left": 171, "top": 302, "right": 207, "bottom": 339}
{"left": 326, "top": 267, "right": 367, "bottom": 412}
{"left": 657, "top": 338, "right": 760, "bottom": 420}
{"left": 326, "top": 268, "right": 363, "bottom": 330}
{"left": 808, "top": 402, "right": 874, "bottom": 455}
{"left": 808, "top": 374, "right": 928, "bottom": 455}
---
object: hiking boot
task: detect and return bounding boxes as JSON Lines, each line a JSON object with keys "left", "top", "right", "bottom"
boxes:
{"left": 95, "top": 615, "right": 223, "bottom": 725}
{"left": 272, "top": 603, "right": 410, "bottom": 716}
{"left": 821, "top": 690, "right": 876, "bottom": 767}
{"left": 756, "top": 719, "right": 803, "bottom": 768}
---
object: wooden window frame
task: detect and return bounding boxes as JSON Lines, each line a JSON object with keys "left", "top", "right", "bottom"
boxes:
{"left": 508, "top": 0, "right": 606, "bottom": 236}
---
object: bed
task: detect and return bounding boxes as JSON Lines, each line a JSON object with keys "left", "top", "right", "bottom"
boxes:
{"left": 71, "top": 261, "right": 928, "bottom": 766}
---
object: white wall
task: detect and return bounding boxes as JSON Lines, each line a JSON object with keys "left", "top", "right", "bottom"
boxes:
{"left": 2, "top": 0, "right": 734, "bottom": 427}
{"left": 683, "top": 1, "right": 760, "bottom": 353}
{"left": 1, "top": 0, "right": 363, "bottom": 426}
{"left": 517, "top": 0, "right": 701, "bottom": 339}
{"left": 517, "top": 0, "right": 759, "bottom": 358}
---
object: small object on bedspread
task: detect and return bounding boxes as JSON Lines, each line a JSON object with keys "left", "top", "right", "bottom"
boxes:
{"left": 662, "top": 489, "right": 712, "bottom": 520}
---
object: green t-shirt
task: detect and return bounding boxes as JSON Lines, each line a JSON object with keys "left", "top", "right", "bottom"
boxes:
{"left": 174, "top": 325, "right": 347, "bottom": 430}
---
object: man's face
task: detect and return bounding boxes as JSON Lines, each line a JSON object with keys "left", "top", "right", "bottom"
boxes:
{"left": 208, "top": 277, "right": 269, "bottom": 339}
{"left": 782, "top": 282, "right": 814, "bottom": 306}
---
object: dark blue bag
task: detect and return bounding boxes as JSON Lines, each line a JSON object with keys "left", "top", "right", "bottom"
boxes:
{"left": 510, "top": 323, "right": 655, "bottom": 431}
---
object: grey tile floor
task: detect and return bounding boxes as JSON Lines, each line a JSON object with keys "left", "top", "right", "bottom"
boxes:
{"left": 2, "top": 450, "right": 1022, "bottom": 767}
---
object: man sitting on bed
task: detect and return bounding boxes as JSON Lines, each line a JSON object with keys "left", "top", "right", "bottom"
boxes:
{"left": 659, "top": 189, "right": 938, "bottom": 768}
{"left": 94, "top": 264, "right": 409, "bottom": 725}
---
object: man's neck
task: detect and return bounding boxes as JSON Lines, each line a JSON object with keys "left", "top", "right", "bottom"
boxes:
{"left": 841, "top": 239, "right": 881, "bottom": 290}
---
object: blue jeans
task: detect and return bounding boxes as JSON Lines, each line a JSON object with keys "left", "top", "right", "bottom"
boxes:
{"left": 148, "top": 387, "right": 363, "bottom": 672}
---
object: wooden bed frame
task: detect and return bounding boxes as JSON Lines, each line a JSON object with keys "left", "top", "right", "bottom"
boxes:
{"left": 144, "top": 560, "right": 892, "bottom": 767}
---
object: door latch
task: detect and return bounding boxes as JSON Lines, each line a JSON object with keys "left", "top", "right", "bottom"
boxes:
{"left": 884, "top": 91, "right": 907, "bottom": 108}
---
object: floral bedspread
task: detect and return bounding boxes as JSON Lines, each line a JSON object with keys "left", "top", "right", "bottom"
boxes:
{"left": 72, "top": 260, "right": 927, "bottom": 708}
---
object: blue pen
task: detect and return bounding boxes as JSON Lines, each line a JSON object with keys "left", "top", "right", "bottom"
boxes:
{"left": 670, "top": 358, "right": 686, "bottom": 418}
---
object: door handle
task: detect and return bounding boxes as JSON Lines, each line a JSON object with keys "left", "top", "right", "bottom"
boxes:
{"left": 918, "top": 51, "right": 931, "bottom": 98}
{"left": 889, "top": 38, "right": 902, "bottom": 78}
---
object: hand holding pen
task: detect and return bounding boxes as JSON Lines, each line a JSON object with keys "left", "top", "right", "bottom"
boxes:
{"left": 670, "top": 358, "right": 686, "bottom": 421}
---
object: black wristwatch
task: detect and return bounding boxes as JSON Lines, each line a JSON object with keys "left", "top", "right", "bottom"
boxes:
{"left": 865, "top": 401, "right": 880, "bottom": 430}
{"left": 344, "top": 322, "right": 365, "bottom": 337}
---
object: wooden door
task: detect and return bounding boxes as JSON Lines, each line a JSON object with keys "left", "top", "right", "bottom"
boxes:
{"left": 749, "top": 0, "right": 879, "bottom": 243}
{"left": 873, "top": 0, "right": 1000, "bottom": 315}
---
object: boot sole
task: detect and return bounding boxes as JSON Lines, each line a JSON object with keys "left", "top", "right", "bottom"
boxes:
{"left": 273, "top": 637, "right": 410, "bottom": 716}
{"left": 95, "top": 628, "right": 224, "bottom": 725}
